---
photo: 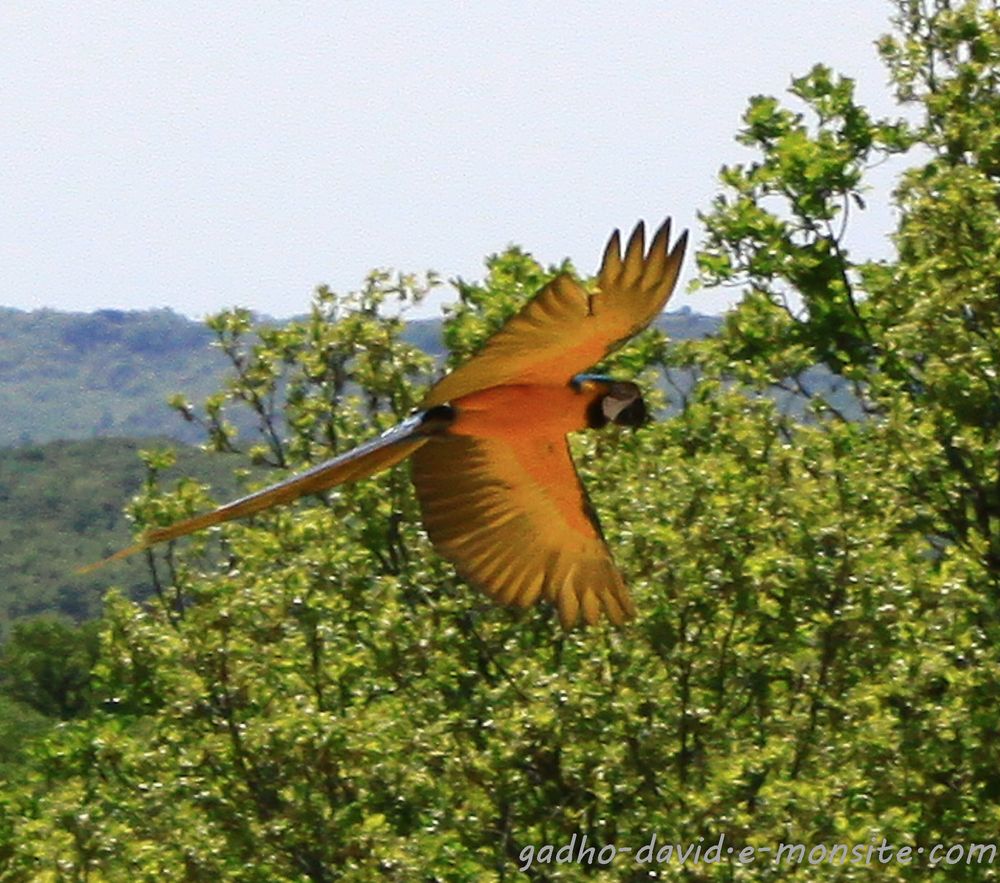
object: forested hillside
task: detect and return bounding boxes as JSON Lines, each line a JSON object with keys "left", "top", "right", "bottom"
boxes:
{"left": 0, "top": 438, "right": 240, "bottom": 633}
{"left": 0, "top": 307, "right": 220, "bottom": 445}
{"left": 0, "top": 303, "right": 721, "bottom": 446}
{"left": 1, "top": 3, "right": 998, "bottom": 879}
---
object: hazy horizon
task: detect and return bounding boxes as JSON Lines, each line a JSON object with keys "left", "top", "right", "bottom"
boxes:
{"left": 4, "top": 3, "right": 906, "bottom": 320}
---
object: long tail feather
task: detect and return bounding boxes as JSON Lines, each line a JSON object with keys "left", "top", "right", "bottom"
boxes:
{"left": 78, "top": 410, "right": 445, "bottom": 574}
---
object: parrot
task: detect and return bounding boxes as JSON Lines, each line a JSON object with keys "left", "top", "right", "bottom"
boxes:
{"left": 83, "top": 219, "right": 686, "bottom": 627}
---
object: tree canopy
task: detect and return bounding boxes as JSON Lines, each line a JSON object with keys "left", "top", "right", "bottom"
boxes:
{"left": 1, "top": 2, "right": 998, "bottom": 879}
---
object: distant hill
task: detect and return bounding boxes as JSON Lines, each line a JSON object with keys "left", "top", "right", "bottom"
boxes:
{"left": 0, "top": 305, "right": 723, "bottom": 446}
{"left": 0, "top": 437, "right": 242, "bottom": 636}
{"left": 0, "top": 307, "right": 221, "bottom": 446}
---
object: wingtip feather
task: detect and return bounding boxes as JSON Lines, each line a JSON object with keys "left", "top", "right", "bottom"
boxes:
{"left": 673, "top": 228, "right": 690, "bottom": 262}
{"left": 558, "top": 588, "right": 580, "bottom": 630}
{"left": 651, "top": 216, "right": 672, "bottom": 249}
{"left": 600, "top": 228, "right": 623, "bottom": 282}
{"left": 621, "top": 221, "right": 649, "bottom": 288}
{"left": 643, "top": 217, "right": 673, "bottom": 283}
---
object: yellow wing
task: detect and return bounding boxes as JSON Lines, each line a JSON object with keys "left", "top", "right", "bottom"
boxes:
{"left": 423, "top": 218, "right": 687, "bottom": 407}
{"left": 78, "top": 414, "right": 433, "bottom": 573}
{"left": 411, "top": 433, "right": 635, "bottom": 627}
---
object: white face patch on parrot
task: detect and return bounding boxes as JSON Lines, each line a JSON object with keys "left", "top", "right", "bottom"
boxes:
{"left": 600, "top": 382, "right": 645, "bottom": 425}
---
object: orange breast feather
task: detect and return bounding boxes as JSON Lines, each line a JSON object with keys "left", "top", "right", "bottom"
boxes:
{"left": 449, "top": 384, "right": 590, "bottom": 441}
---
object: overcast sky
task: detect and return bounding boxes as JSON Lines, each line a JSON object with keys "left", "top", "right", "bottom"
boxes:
{"left": 3, "top": 2, "right": 906, "bottom": 319}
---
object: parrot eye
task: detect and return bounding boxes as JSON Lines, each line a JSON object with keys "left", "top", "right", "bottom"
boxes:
{"left": 600, "top": 382, "right": 647, "bottom": 427}
{"left": 613, "top": 395, "right": 647, "bottom": 427}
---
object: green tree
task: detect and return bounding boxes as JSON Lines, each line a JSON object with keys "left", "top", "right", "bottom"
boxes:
{"left": 683, "top": 0, "right": 1000, "bottom": 859}
{"left": 0, "top": 618, "right": 99, "bottom": 720}
{"left": 2, "top": 3, "right": 999, "bottom": 880}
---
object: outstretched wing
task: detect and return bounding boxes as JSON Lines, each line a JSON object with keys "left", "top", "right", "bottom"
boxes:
{"left": 423, "top": 218, "right": 687, "bottom": 407}
{"left": 79, "top": 413, "right": 433, "bottom": 573}
{"left": 411, "top": 433, "right": 635, "bottom": 627}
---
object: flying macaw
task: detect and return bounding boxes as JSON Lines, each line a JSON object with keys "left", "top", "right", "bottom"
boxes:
{"left": 85, "top": 220, "right": 686, "bottom": 627}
